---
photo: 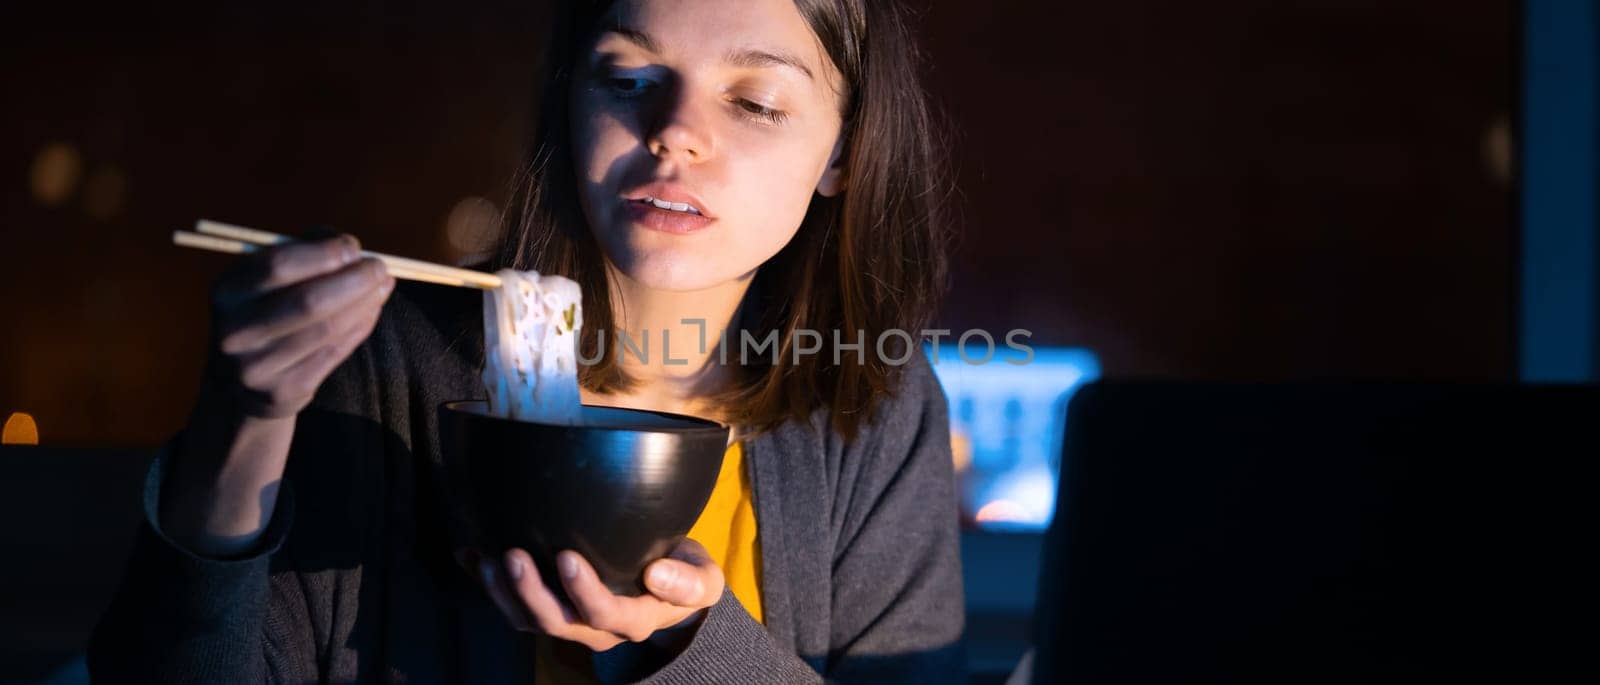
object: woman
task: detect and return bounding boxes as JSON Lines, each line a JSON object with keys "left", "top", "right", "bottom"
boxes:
{"left": 90, "top": 0, "right": 963, "bottom": 682}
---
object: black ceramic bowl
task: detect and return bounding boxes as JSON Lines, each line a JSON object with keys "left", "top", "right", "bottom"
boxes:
{"left": 438, "top": 401, "right": 728, "bottom": 597}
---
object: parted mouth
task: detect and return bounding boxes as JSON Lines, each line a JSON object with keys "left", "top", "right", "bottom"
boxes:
{"left": 631, "top": 196, "right": 703, "bottom": 216}
{"left": 621, "top": 182, "right": 714, "bottom": 219}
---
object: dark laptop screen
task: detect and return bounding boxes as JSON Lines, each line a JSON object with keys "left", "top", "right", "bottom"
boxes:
{"left": 1033, "top": 381, "right": 1596, "bottom": 683}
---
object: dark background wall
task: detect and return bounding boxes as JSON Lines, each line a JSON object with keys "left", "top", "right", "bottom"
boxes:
{"left": 1, "top": 0, "right": 1515, "bottom": 446}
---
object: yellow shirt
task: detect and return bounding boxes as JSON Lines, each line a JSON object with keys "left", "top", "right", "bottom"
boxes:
{"left": 534, "top": 440, "right": 762, "bottom": 682}
{"left": 686, "top": 439, "right": 763, "bottom": 623}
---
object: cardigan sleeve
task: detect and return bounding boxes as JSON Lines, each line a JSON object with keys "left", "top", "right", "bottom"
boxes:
{"left": 86, "top": 339, "right": 382, "bottom": 683}
{"left": 595, "top": 355, "right": 966, "bottom": 684}
{"left": 592, "top": 586, "right": 825, "bottom": 684}
{"left": 85, "top": 441, "right": 299, "bottom": 683}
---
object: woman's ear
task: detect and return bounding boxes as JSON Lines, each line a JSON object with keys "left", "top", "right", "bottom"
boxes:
{"left": 815, "top": 133, "right": 848, "bottom": 198}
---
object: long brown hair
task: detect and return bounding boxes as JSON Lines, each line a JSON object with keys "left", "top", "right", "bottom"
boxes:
{"left": 493, "top": 0, "right": 952, "bottom": 442}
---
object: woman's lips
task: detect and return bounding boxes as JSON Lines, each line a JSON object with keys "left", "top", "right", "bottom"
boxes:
{"left": 622, "top": 199, "right": 714, "bottom": 234}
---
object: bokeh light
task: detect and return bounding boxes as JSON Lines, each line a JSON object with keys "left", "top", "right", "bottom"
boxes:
{"left": 2, "top": 412, "right": 40, "bottom": 445}
{"left": 1483, "top": 115, "right": 1513, "bottom": 187}
{"left": 28, "top": 143, "right": 83, "bottom": 207}
{"left": 974, "top": 499, "right": 1029, "bottom": 524}
{"left": 446, "top": 195, "right": 501, "bottom": 259}
{"left": 951, "top": 428, "right": 973, "bottom": 474}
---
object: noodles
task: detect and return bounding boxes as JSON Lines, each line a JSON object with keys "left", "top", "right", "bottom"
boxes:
{"left": 481, "top": 269, "right": 584, "bottom": 425}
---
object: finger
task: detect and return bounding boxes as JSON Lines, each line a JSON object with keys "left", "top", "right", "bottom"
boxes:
{"left": 554, "top": 551, "right": 621, "bottom": 631}
{"left": 235, "top": 280, "right": 390, "bottom": 388}
{"left": 327, "top": 274, "right": 393, "bottom": 353}
{"left": 225, "top": 344, "right": 333, "bottom": 417}
{"left": 215, "top": 235, "right": 360, "bottom": 306}
{"left": 218, "top": 257, "right": 388, "bottom": 355}
{"left": 307, "top": 280, "right": 390, "bottom": 370}
{"left": 555, "top": 550, "right": 657, "bottom": 642}
{"left": 218, "top": 258, "right": 388, "bottom": 355}
{"left": 478, "top": 558, "right": 534, "bottom": 632}
{"left": 642, "top": 557, "right": 719, "bottom": 608}
{"left": 503, "top": 549, "right": 581, "bottom": 631}
{"left": 261, "top": 291, "right": 383, "bottom": 404}
{"left": 504, "top": 550, "right": 626, "bottom": 649}
{"left": 266, "top": 310, "right": 376, "bottom": 405}
{"left": 645, "top": 538, "right": 723, "bottom": 607}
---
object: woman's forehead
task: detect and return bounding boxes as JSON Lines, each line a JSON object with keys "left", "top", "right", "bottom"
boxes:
{"left": 594, "top": 0, "right": 841, "bottom": 85}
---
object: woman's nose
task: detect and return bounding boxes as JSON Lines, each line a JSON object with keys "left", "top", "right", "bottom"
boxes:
{"left": 646, "top": 91, "right": 716, "bottom": 164}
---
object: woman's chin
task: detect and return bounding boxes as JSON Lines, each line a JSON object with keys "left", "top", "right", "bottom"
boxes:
{"left": 595, "top": 226, "right": 757, "bottom": 292}
{"left": 613, "top": 257, "right": 740, "bottom": 293}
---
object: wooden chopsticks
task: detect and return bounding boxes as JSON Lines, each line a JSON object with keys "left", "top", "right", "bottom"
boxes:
{"left": 171, "top": 219, "right": 502, "bottom": 290}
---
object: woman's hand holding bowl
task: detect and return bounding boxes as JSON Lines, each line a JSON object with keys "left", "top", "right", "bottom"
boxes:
{"left": 463, "top": 538, "right": 724, "bottom": 653}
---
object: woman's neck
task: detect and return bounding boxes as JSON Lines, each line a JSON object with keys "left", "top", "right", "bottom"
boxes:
{"left": 579, "top": 263, "right": 752, "bottom": 421}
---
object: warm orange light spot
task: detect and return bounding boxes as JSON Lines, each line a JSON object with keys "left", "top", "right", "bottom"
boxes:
{"left": 974, "top": 499, "right": 1028, "bottom": 524}
{"left": 446, "top": 195, "right": 500, "bottom": 259}
{"left": 2, "top": 412, "right": 40, "bottom": 445}
{"left": 950, "top": 428, "right": 972, "bottom": 474}
{"left": 29, "top": 142, "right": 82, "bottom": 207}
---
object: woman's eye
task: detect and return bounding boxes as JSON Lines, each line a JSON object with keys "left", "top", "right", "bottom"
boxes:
{"left": 736, "top": 99, "right": 789, "bottom": 124}
{"left": 605, "top": 77, "right": 653, "bottom": 96}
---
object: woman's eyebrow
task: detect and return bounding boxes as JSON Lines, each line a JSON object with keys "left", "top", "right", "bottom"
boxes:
{"left": 603, "top": 26, "right": 660, "bottom": 54}
{"left": 598, "top": 26, "right": 814, "bottom": 82}
{"left": 724, "top": 47, "right": 815, "bottom": 82}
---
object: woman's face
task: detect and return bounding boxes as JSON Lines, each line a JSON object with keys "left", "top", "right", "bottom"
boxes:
{"left": 571, "top": 0, "right": 848, "bottom": 292}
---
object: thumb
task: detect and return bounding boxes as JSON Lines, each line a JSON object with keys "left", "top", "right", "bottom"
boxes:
{"left": 644, "top": 557, "right": 721, "bottom": 607}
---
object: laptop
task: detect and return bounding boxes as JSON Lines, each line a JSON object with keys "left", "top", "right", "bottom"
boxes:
{"left": 1031, "top": 380, "right": 1597, "bottom": 683}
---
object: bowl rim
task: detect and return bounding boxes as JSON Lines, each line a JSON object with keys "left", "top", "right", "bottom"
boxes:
{"left": 440, "top": 399, "right": 729, "bottom": 434}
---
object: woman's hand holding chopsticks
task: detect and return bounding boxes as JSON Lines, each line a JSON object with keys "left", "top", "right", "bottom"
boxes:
{"left": 159, "top": 231, "right": 395, "bottom": 558}
{"left": 204, "top": 232, "right": 394, "bottom": 419}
